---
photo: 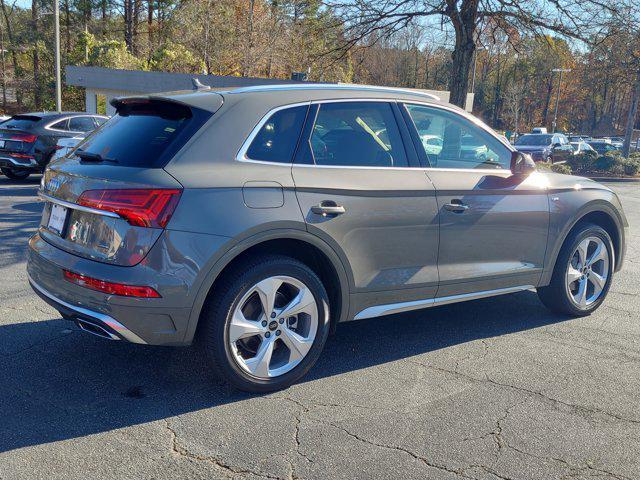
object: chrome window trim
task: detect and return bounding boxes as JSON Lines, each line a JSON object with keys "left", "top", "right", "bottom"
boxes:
{"left": 38, "top": 192, "right": 121, "bottom": 219}
{"left": 236, "top": 98, "right": 515, "bottom": 174}
{"left": 44, "top": 115, "right": 108, "bottom": 134}
{"left": 236, "top": 101, "right": 311, "bottom": 164}
{"left": 353, "top": 285, "right": 534, "bottom": 321}
{"left": 28, "top": 275, "right": 147, "bottom": 344}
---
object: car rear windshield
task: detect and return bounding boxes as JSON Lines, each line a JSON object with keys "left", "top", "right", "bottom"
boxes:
{"left": 2, "top": 115, "right": 42, "bottom": 130}
{"left": 515, "top": 134, "right": 552, "bottom": 146}
{"left": 76, "top": 100, "right": 211, "bottom": 168}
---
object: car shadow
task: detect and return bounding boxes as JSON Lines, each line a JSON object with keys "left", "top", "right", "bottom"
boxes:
{"left": 0, "top": 289, "right": 570, "bottom": 453}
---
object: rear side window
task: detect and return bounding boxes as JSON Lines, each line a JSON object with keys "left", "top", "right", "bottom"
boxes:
{"left": 77, "top": 100, "right": 211, "bottom": 168}
{"left": 245, "top": 105, "right": 308, "bottom": 163}
{"left": 50, "top": 119, "right": 69, "bottom": 131}
{"left": 69, "top": 116, "right": 97, "bottom": 133}
{"left": 309, "top": 102, "right": 408, "bottom": 167}
{"left": 3, "top": 115, "right": 41, "bottom": 130}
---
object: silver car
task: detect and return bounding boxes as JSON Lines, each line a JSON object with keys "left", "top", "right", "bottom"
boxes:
{"left": 27, "top": 84, "right": 627, "bottom": 392}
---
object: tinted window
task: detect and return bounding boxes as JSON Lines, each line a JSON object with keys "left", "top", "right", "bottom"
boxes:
{"left": 246, "top": 105, "right": 307, "bottom": 163}
{"left": 310, "top": 102, "right": 407, "bottom": 167}
{"left": 77, "top": 101, "right": 211, "bottom": 168}
{"left": 69, "top": 116, "right": 97, "bottom": 133}
{"left": 49, "top": 119, "right": 68, "bottom": 131}
{"left": 515, "top": 134, "right": 553, "bottom": 146}
{"left": 94, "top": 116, "right": 108, "bottom": 126}
{"left": 2, "top": 115, "right": 41, "bottom": 130}
{"left": 405, "top": 104, "right": 511, "bottom": 169}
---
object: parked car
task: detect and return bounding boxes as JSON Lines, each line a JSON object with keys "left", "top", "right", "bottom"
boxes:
{"left": 28, "top": 84, "right": 627, "bottom": 392}
{"left": 568, "top": 135, "right": 591, "bottom": 143}
{"left": 0, "top": 112, "right": 107, "bottom": 180}
{"left": 514, "top": 133, "right": 574, "bottom": 163}
{"left": 50, "top": 135, "right": 85, "bottom": 163}
{"left": 587, "top": 141, "right": 621, "bottom": 155}
{"left": 570, "top": 141, "right": 597, "bottom": 155}
{"left": 531, "top": 127, "right": 548, "bottom": 134}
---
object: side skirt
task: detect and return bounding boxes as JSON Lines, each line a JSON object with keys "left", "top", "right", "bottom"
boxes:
{"left": 353, "top": 285, "right": 535, "bottom": 321}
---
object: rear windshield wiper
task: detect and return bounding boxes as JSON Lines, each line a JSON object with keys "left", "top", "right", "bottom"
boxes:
{"left": 76, "top": 149, "right": 118, "bottom": 164}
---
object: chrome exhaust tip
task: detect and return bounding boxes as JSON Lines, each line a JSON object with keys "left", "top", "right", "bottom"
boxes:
{"left": 76, "top": 319, "right": 120, "bottom": 341}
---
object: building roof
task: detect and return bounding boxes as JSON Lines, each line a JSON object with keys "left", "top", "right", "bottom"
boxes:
{"left": 65, "top": 66, "right": 302, "bottom": 94}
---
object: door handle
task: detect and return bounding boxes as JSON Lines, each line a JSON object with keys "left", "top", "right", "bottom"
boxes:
{"left": 311, "top": 201, "right": 346, "bottom": 217}
{"left": 443, "top": 199, "right": 469, "bottom": 213}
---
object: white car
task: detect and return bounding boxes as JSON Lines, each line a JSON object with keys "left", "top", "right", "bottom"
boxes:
{"left": 51, "top": 135, "right": 84, "bottom": 162}
{"left": 570, "top": 141, "right": 596, "bottom": 155}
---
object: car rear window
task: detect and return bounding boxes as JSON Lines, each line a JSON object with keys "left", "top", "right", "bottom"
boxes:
{"left": 2, "top": 115, "right": 41, "bottom": 130}
{"left": 77, "top": 100, "right": 211, "bottom": 168}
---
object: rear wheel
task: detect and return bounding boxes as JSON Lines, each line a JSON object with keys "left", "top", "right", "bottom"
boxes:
{"left": 538, "top": 224, "right": 613, "bottom": 316}
{"left": 1, "top": 167, "right": 30, "bottom": 180}
{"left": 201, "top": 255, "right": 330, "bottom": 392}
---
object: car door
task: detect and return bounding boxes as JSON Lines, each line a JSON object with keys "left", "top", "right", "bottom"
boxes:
{"left": 402, "top": 102, "right": 549, "bottom": 298}
{"left": 291, "top": 100, "right": 440, "bottom": 312}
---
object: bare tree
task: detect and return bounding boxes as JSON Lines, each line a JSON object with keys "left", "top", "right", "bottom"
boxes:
{"left": 328, "top": 0, "right": 627, "bottom": 108}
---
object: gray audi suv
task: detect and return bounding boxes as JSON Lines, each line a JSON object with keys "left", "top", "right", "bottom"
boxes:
{"left": 27, "top": 84, "right": 627, "bottom": 392}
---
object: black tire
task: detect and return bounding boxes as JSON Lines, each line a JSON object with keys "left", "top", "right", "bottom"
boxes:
{"left": 537, "top": 223, "right": 614, "bottom": 316}
{"left": 201, "top": 255, "right": 330, "bottom": 392}
{"left": 1, "top": 167, "right": 31, "bottom": 180}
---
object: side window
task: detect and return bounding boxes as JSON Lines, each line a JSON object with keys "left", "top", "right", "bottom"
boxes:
{"left": 310, "top": 102, "right": 408, "bottom": 167}
{"left": 404, "top": 104, "right": 511, "bottom": 170}
{"left": 245, "top": 105, "right": 308, "bottom": 163}
{"left": 49, "top": 119, "right": 68, "bottom": 131}
{"left": 69, "top": 116, "right": 98, "bottom": 133}
{"left": 93, "top": 116, "right": 108, "bottom": 127}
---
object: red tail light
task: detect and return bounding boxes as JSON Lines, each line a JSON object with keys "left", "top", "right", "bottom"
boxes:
{"left": 63, "top": 270, "right": 161, "bottom": 298}
{"left": 10, "top": 134, "right": 37, "bottom": 142}
{"left": 77, "top": 188, "right": 182, "bottom": 228}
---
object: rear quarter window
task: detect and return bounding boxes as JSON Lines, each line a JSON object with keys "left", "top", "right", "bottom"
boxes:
{"left": 245, "top": 105, "right": 308, "bottom": 163}
{"left": 77, "top": 101, "right": 211, "bottom": 168}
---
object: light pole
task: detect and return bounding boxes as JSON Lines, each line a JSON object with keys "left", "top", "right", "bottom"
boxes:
{"left": 53, "top": 0, "right": 61, "bottom": 112}
{"left": 551, "top": 68, "right": 571, "bottom": 133}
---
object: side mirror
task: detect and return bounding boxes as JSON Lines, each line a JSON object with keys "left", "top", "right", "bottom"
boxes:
{"left": 511, "top": 151, "right": 536, "bottom": 176}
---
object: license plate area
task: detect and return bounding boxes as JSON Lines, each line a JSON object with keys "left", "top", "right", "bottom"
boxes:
{"left": 47, "top": 203, "right": 68, "bottom": 235}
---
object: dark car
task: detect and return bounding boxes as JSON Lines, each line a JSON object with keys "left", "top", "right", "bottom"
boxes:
{"left": 0, "top": 112, "right": 107, "bottom": 180}
{"left": 514, "top": 133, "right": 574, "bottom": 163}
{"left": 587, "top": 141, "right": 620, "bottom": 155}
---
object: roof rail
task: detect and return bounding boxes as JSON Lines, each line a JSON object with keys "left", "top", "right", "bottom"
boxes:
{"left": 227, "top": 83, "right": 441, "bottom": 101}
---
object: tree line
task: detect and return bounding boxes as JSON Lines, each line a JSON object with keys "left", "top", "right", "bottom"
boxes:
{"left": 0, "top": 0, "right": 638, "bottom": 142}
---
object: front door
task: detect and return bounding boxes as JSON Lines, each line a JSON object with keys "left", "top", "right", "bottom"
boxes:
{"left": 402, "top": 102, "right": 549, "bottom": 298}
{"left": 292, "top": 100, "right": 440, "bottom": 309}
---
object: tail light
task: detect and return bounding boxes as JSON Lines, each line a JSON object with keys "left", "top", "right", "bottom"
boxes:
{"left": 63, "top": 270, "right": 161, "bottom": 298}
{"left": 10, "top": 134, "right": 37, "bottom": 142}
{"left": 77, "top": 188, "right": 182, "bottom": 228}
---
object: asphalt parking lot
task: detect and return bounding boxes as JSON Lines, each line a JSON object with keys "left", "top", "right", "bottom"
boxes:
{"left": 0, "top": 176, "right": 639, "bottom": 480}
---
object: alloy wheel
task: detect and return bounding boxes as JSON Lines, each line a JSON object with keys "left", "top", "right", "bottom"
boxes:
{"left": 228, "top": 275, "right": 318, "bottom": 379}
{"left": 566, "top": 236, "right": 609, "bottom": 309}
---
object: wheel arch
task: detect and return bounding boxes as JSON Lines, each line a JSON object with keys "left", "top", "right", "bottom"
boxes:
{"left": 541, "top": 200, "right": 626, "bottom": 286}
{"left": 184, "top": 229, "right": 351, "bottom": 344}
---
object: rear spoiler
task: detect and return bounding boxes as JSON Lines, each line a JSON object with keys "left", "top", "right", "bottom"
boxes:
{"left": 110, "top": 91, "right": 223, "bottom": 114}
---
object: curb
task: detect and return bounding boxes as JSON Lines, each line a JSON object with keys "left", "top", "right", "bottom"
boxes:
{"left": 586, "top": 177, "right": 640, "bottom": 183}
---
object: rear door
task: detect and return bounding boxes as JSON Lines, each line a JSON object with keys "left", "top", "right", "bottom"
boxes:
{"left": 292, "top": 100, "right": 440, "bottom": 306}
{"left": 402, "top": 102, "right": 549, "bottom": 297}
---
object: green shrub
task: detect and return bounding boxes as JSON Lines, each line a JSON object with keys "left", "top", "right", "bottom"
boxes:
{"left": 536, "top": 161, "right": 572, "bottom": 175}
{"left": 623, "top": 158, "right": 640, "bottom": 176}
{"left": 567, "top": 152, "right": 597, "bottom": 172}
{"left": 594, "top": 152, "right": 620, "bottom": 171}
{"left": 551, "top": 163, "right": 572, "bottom": 175}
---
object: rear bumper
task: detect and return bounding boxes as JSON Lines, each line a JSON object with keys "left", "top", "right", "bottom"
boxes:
{"left": 27, "top": 229, "right": 230, "bottom": 345}
{"left": 29, "top": 275, "right": 146, "bottom": 343}
{"left": 0, "top": 155, "right": 39, "bottom": 170}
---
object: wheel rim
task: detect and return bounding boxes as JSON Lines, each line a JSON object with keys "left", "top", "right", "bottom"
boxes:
{"left": 228, "top": 275, "right": 318, "bottom": 379}
{"left": 566, "top": 236, "right": 609, "bottom": 309}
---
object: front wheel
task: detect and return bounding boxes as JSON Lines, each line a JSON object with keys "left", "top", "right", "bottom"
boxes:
{"left": 1, "top": 167, "right": 31, "bottom": 180}
{"left": 201, "top": 255, "right": 330, "bottom": 392}
{"left": 538, "top": 223, "right": 613, "bottom": 316}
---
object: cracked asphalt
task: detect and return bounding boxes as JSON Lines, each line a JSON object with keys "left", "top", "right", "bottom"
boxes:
{"left": 0, "top": 176, "right": 639, "bottom": 480}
